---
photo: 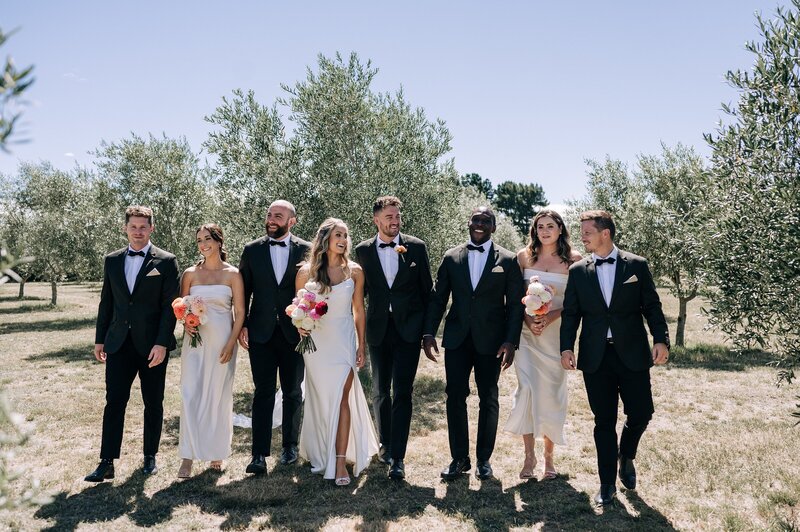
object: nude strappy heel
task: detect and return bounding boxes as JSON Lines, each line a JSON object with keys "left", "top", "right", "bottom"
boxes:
{"left": 334, "top": 455, "right": 351, "bottom": 486}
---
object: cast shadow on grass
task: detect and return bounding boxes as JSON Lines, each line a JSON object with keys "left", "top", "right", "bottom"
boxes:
{"left": 0, "top": 316, "right": 96, "bottom": 335}
{"left": 0, "top": 294, "right": 47, "bottom": 302}
{"left": 0, "top": 303, "right": 55, "bottom": 315}
{"left": 670, "top": 343, "right": 775, "bottom": 372}
{"left": 410, "top": 374, "right": 446, "bottom": 434}
{"left": 25, "top": 343, "right": 95, "bottom": 363}
{"left": 34, "top": 469, "right": 149, "bottom": 532}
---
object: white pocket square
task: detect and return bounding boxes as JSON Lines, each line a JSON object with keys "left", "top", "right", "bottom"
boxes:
{"left": 410, "top": 261, "right": 417, "bottom": 268}
{"left": 623, "top": 274, "right": 638, "bottom": 284}
{"left": 491, "top": 266, "right": 504, "bottom": 273}
{"left": 146, "top": 269, "right": 161, "bottom": 277}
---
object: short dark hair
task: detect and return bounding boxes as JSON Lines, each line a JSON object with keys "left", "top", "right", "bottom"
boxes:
{"left": 125, "top": 205, "right": 154, "bottom": 225}
{"left": 580, "top": 210, "right": 615, "bottom": 240}
{"left": 373, "top": 195, "right": 403, "bottom": 215}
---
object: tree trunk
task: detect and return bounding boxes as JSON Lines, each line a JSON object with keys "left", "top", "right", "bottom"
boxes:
{"left": 50, "top": 280, "right": 58, "bottom": 306}
{"left": 675, "top": 288, "right": 697, "bottom": 348}
{"left": 17, "top": 278, "right": 25, "bottom": 299}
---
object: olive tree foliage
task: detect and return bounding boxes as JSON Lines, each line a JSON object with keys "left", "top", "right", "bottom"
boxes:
{"left": 94, "top": 134, "right": 215, "bottom": 269}
{"left": 703, "top": 1, "right": 800, "bottom": 404}
{"left": 206, "top": 52, "right": 517, "bottom": 263}
{"left": 0, "top": 27, "right": 34, "bottom": 149}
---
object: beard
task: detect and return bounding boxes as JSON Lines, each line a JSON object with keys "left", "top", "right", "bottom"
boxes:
{"left": 267, "top": 223, "right": 289, "bottom": 239}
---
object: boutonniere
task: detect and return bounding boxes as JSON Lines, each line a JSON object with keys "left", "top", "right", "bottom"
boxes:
{"left": 395, "top": 245, "right": 407, "bottom": 263}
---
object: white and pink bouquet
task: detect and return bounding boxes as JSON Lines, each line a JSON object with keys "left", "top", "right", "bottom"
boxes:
{"left": 285, "top": 281, "right": 329, "bottom": 354}
{"left": 521, "top": 276, "right": 555, "bottom": 317}
{"left": 172, "top": 295, "right": 208, "bottom": 347}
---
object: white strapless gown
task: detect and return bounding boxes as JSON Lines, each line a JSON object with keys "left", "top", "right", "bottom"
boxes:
{"left": 299, "top": 278, "right": 379, "bottom": 479}
{"left": 504, "top": 270, "right": 569, "bottom": 444}
{"left": 179, "top": 284, "right": 238, "bottom": 460}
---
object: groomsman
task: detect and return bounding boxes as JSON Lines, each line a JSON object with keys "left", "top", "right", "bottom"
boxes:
{"left": 238, "top": 200, "right": 311, "bottom": 474}
{"left": 86, "top": 205, "right": 179, "bottom": 482}
{"left": 354, "top": 196, "right": 433, "bottom": 480}
{"left": 423, "top": 207, "right": 524, "bottom": 480}
{"left": 560, "top": 210, "right": 669, "bottom": 505}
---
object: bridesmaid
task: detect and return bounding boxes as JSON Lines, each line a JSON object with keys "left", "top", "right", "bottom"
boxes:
{"left": 504, "top": 210, "right": 581, "bottom": 479}
{"left": 177, "top": 224, "right": 245, "bottom": 477}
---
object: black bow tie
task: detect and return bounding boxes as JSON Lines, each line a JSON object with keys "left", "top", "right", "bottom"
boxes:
{"left": 128, "top": 250, "right": 146, "bottom": 257}
{"left": 269, "top": 240, "right": 287, "bottom": 247}
{"left": 379, "top": 241, "right": 396, "bottom": 249}
{"left": 466, "top": 244, "right": 485, "bottom": 253}
{"left": 595, "top": 257, "right": 616, "bottom": 266}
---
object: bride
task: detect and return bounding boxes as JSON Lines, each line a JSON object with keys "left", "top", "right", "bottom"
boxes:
{"left": 295, "top": 218, "right": 379, "bottom": 485}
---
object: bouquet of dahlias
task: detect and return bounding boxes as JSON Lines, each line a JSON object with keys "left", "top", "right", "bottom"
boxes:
{"left": 522, "top": 276, "right": 555, "bottom": 317}
{"left": 286, "top": 281, "right": 329, "bottom": 354}
{"left": 172, "top": 295, "right": 208, "bottom": 347}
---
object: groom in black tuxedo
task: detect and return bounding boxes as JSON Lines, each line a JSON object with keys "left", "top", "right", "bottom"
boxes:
{"left": 423, "top": 207, "right": 525, "bottom": 481}
{"left": 85, "top": 205, "right": 179, "bottom": 482}
{"left": 354, "top": 196, "right": 433, "bottom": 480}
{"left": 560, "top": 210, "right": 669, "bottom": 505}
{"left": 238, "top": 199, "right": 311, "bottom": 474}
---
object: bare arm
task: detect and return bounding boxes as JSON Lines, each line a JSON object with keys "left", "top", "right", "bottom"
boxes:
{"left": 222, "top": 270, "right": 246, "bottom": 363}
{"left": 351, "top": 265, "right": 367, "bottom": 368}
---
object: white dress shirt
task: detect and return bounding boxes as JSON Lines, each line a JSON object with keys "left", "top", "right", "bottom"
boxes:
{"left": 375, "top": 234, "right": 400, "bottom": 289}
{"left": 592, "top": 245, "right": 619, "bottom": 338}
{"left": 125, "top": 241, "right": 152, "bottom": 293}
{"left": 270, "top": 233, "right": 292, "bottom": 284}
{"left": 467, "top": 239, "right": 492, "bottom": 290}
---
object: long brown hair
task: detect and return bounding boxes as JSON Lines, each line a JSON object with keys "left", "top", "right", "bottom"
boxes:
{"left": 527, "top": 209, "right": 574, "bottom": 265}
{"left": 306, "top": 218, "right": 351, "bottom": 294}
{"left": 195, "top": 223, "right": 228, "bottom": 265}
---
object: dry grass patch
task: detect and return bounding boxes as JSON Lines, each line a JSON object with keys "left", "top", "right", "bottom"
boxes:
{"left": 0, "top": 283, "right": 798, "bottom": 531}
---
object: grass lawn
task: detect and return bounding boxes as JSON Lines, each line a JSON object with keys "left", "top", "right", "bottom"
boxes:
{"left": 1, "top": 283, "right": 798, "bottom": 531}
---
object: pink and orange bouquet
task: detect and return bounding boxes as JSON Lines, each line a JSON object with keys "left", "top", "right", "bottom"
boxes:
{"left": 172, "top": 295, "right": 208, "bottom": 347}
{"left": 522, "top": 276, "right": 555, "bottom": 317}
{"left": 285, "top": 281, "right": 329, "bottom": 354}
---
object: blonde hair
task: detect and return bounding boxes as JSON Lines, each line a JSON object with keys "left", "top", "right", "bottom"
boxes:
{"left": 306, "top": 218, "right": 351, "bottom": 293}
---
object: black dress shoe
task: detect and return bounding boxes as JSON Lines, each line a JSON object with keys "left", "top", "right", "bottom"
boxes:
{"left": 440, "top": 458, "right": 471, "bottom": 480}
{"left": 246, "top": 455, "right": 267, "bottom": 475}
{"left": 594, "top": 484, "right": 617, "bottom": 505}
{"left": 142, "top": 455, "right": 158, "bottom": 475}
{"left": 618, "top": 456, "right": 637, "bottom": 490}
{"left": 388, "top": 459, "right": 405, "bottom": 480}
{"left": 280, "top": 446, "right": 298, "bottom": 465}
{"left": 84, "top": 459, "right": 115, "bottom": 482}
{"left": 378, "top": 446, "right": 392, "bottom": 465}
{"left": 475, "top": 460, "right": 493, "bottom": 480}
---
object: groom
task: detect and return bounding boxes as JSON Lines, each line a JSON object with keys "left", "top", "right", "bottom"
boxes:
{"left": 85, "top": 205, "right": 179, "bottom": 482}
{"left": 423, "top": 206, "right": 524, "bottom": 480}
{"left": 560, "top": 210, "right": 669, "bottom": 505}
{"left": 354, "top": 196, "right": 433, "bottom": 480}
{"left": 238, "top": 199, "right": 311, "bottom": 474}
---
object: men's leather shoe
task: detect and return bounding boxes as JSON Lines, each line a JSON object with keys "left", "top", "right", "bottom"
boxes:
{"left": 618, "top": 456, "right": 637, "bottom": 490}
{"left": 280, "top": 446, "right": 298, "bottom": 465}
{"left": 142, "top": 455, "right": 158, "bottom": 475}
{"left": 246, "top": 455, "right": 267, "bottom": 475}
{"left": 84, "top": 459, "right": 115, "bottom": 482}
{"left": 440, "top": 458, "right": 471, "bottom": 480}
{"left": 378, "top": 446, "right": 392, "bottom": 465}
{"left": 388, "top": 459, "right": 405, "bottom": 480}
{"left": 594, "top": 484, "right": 617, "bottom": 505}
{"left": 475, "top": 460, "right": 493, "bottom": 480}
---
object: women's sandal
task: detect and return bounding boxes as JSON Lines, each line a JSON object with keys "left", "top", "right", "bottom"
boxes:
{"left": 519, "top": 454, "right": 537, "bottom": 480}
{"left": 177, "top": 459, "right": 192, "bottom": 479}
{"left": 334, "top": 455, "right": 351, "bottom": 486}
{"left": 209, "top": 460, "right": 223, "bottom": 471}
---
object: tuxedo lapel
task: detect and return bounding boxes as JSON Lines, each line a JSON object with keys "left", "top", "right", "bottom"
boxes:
{"left": 394, "top": 234, "right": 409, "bottom": 283}
{"left": 368, "top": 236, "right": 391, "bottom": 290}
{"left": 474, "top": 244, "right": 498, "bottom": 293}
{"left": 279, "top": 237, "right": 302, "bottom": 288}
{"left": 586, "top": 260, "right": 608, "bottom": 309}
{"left": 609, "top": 252, "right": 628, "bottom": 308}
{"left": 456, "top": 245, "right": 472, "bottom": 292}
{"left": 263, "top": 239, "right": 279, "bottom": 286}
{"left": 113, "top": 251, "right": 130, "bottom": 295}
{"left": 131, "top": 247, "right": 156, "bottom": 295}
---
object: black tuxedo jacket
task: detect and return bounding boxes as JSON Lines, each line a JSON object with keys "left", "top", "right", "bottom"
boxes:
{"left": 560, "top": 249, "right": 669, "bottom": 373}
{"left": 239, "top": 234, "right": 311, "bottom": 345}
{"left": 354, "top": 233, "right": 434, "bottom": 345}
{"left": 424, "top": 242, "right": 525, "bottom": 355}
{"left": 95, "top": 245, "right": 180, "bottom": 356}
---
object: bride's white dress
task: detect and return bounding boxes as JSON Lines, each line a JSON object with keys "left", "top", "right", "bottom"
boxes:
{"left": 299, "top": 277, "right": 379, "bottom": 479}
{"left": 504, "top": 270, "right": 569, "bottom": 444}
{"left": 179, "top": 284, "right": 237, "bottom": 460}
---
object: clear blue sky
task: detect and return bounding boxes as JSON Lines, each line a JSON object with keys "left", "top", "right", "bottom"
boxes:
{"left": 2, "top": 0, "right": 786, "bottom": 204}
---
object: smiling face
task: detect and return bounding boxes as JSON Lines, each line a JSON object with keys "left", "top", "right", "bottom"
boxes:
{"left": 374, "top": 205, "right": 401, "bottom": 240}
{"left": 124, "top": 216, "right": 154, "bottom": 251}
{"left": 534, "top": 215, "right": 561, "bottom": 246}
{"left": 196, "top": 228, "right": 221, "bottom": 260}
{"left": 327, "top": 224, "right": 350, "bottom": 256}
{"left": 265, "top": 204, "right": 296, "bottom": 239}
{"left": 468, "top": 208, "right": 496, "bottom": 246}
{"left": 580, "top": 220, "right": 609, "bottom": 254}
